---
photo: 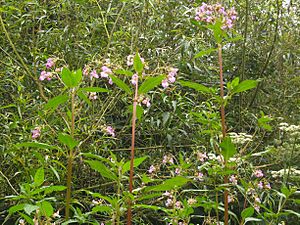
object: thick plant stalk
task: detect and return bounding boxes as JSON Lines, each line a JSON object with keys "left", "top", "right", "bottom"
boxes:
{"left": 65, "top": 88, "right": 76, "bottom": 220}
{"left": 127, "top": 77, "right": 139, "bottom": 225}
{"left": 218, "top": 44, "right": 229, "bottom": 225}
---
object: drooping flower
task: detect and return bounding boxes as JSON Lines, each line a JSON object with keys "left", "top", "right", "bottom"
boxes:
{"left": 258, "top": 181, "right": 264, "bottom": 189}
{"left": 100, "top": 66, "right": 112, "bottom": 78}
{"left": 52, "top": 210, "right": 61, "bottom": 218}
{"left": 142, "top": 97, "right": 151, "bottom": 107}
{"left": 83, "top": 65, "right": 89, "bottom": 76}
{"left": 106, "top": 126, "right": 115, "bottom": 137}
{"left": 131, "top": 74, "right": 139, "bottom": 85}
{"left": 32, "top": 128, "right": 41, "bottom": 139}
{"left": 89, "top": 92, "right": 97, "bottom": 100}
{"left": 90, "top": 70, "right": 99, "bottom": 79}
{"left": 46, "top": 58, "right": 55, "bottom": 69}
{"left": 108, "top": 78, "right": 113, "bottom": 85}
{"left": 175, "top": 168, "right": 181, "bottom": 175}
{"left": 187, "top": 198, "right": 197, "bottom": 205}
{"left": 174, "top": 201, "right": 182, "bottom": 209}
{"left": 165, "top": 198, "right": 173, "bottom": 207}
{"left": 229, "top": 175, "right": 238, "bottom": 185}
{"left": 197, "top": 152, "right": 208, "bottom": 162}
{"left": 162, "top": 79, "right": 169, "bottom": 88}
{"left": 253, "top": 169, "right": 264, "bottom": 178}
{"left": 148, "top": 165, "right": 156, "bottom": 174}
{"left": 39, "top": 71, "right": 53, "bottom": 81}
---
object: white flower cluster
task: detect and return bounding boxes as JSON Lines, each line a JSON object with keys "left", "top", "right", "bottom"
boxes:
{"left": 271, "top": 168, "right": 300, "bottom": 178}
{"left": 279, "top": 122, "right": 300, "bottom": 137}
{"left": 228, "top": 132, "right": 253, "bottom": 145}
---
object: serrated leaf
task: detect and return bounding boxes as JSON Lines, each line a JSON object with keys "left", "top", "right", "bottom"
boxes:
{"left": 134, "top": 52, "right": 144, "bottom": 74}
{"left": 109, "top": 75, "right": 132, "bottom": 94}
{"left": 8, "top": 204, "right": 25, "bottom": 214}
{"left": 24, "top": 204, "right": 39, "bottom": 215}
{"left": 91, "top": 205, "right": 112, "bottom": 213}
{"left": 122, "top": 156, "right": 148, "bottom": 174}
{"left": 145, "top": 176, "right": 189, "bottom": 192}
{"left": 232, "top": 80, "right": 258, "bottom": 94}
{"left": 194, "top": 48, "right": 217, "bottom": 58}
{"left": 61, "top": 68, "right": 82, "bottom": 88}
{"left": 114, "top": 69, "right": 133, "bottom": 76}
{"left": 179, "top": 80, "right": 212, "bottom": 94}
{"left": 79, "top": 87, "right": 109, "bottom": 93}
{"left": 77, "top": 90, "right": 92, "bottom": 106}
{"left": 38, "top": 201, "right": 53, "bottom": 217}
{"left": 15, "top": 142, "right": 57, "bottom": 150}
{"left": 44, "top": 94, "right": 69, "bottom": 110}
{"left": 85, "top": 160, "right": 117, "bottom": 181}
{"left": 138, "top": 75, "right": 165, "bottom": 94}
{"left": 220, "top": 137, "right": 236, "bottom": 161}
{"left": 241, "top": 207, "right": 254, "bottom": 219}
{"left": 34, "top": 167, "right": 44, "bottom": 187}
{"left": 58, "top": 133, "right": 78, "bottom": 150}
{"left": 43, "top": 185, "right": 66, "bottom": 195}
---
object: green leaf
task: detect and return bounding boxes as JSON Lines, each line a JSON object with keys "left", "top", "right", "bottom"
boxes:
{"left": 241, "top": 207, "right": 254, "bottom": 219}
{"left": 34, "top": 167, "right": 44, "bottom": 187}
{"left": 244, "top": 218, "right": 262, "bottom": 223}
{"left": 8, "top": 204, "right": 25, "bottom": 214}
{"left": 43, "top": 185, "right": 66, "bottom": 195}
{"left": 114, "top": 69, "right": 133, "bottom": 76}
{"left": 91, "top": 205, "right": 112, "bottom": 214}
{"left": 38, "top": 201, "right": 53, "bottom": 217}
{"left": 194, "top": 48, "right": 217, "bottom": 59}
{"left": 77, "top": 90, "right": 92, "bottom": 106}
{"left": 128, "top": 104, "right": 144, "bottom": 121}
{"left": 24, "top": 204, "right": 39, "bottom": 215}
{"left": 134, "top": 204, "right": 169, "bottom": 213}
{"left": 232, "top": 80, "right": 258, "bottom": 94}
{"left": 133, "top": 52, "right": 144, "bottom": 74}
{"left": 15, "top": 142, "right": 57, "bottom": 150}
{"left": 58, "top": 133, "right": 78, "bottom": 150}
{"left": 109, "top": 75, "right": 132, "bottom": 94}
{"left": 19, "top": 212, "right": 34, "bottom": 225}
{"left": 138, "top": 75, "right": 165, "bottom": 94}
{"left": 44, "top": 94, "right": 69, "bottom": 110}
{"left": 85, "top": 160, "right": 117, "bottom": 181}
{"left": 284, "top": 209, "right": 300, "bottom": 217}
{"left": 122, "top": 156, "right": 148, "bottom": 174}
{"left": 79, "top": 87, "right": 110, "bottom": 93}
{"left": 179, "top": 80, "right": 212, "bottom": 94}
{"left": 61, "top": 68, "right": 82, "bottom": 88}
{"left": 220, "top": 137, "right": 236, "bottom": 161}
{"left": 145, "top": 176, "right": 189, "bottom": 192}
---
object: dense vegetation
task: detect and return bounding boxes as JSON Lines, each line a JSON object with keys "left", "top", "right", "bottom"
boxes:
{"left": 0, "top": 0, "right": 299, "bottom": 224}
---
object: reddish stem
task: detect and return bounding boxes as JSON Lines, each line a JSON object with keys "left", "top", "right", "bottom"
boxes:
{"left": 218, "top": 44, "right": 229, "bottom": 225}
{"left": 127, "top": 78, "right": 139, "bottom": 225}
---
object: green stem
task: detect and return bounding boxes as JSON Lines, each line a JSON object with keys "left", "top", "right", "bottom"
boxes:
{"left": 65, "top": 88, "right": 76, "bottom": 220}
{"left": 127, "top": 74, "right": 139, "bottom": 225}
{"left": 218, "top": 44, "right": 229, "bottom": 225}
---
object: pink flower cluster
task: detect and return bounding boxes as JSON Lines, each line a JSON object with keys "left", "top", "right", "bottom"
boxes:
{"left": 197, "top": 152, "right": 208, "bottom": 162}
{"left": 162, "top": 67, "right": 178, "bottom": 88}
{"left": 253, "top": 169, "right": 264, "bottom": 178}
{"left": 195, "top": 3, "right": 237, "bottom": 30}
{"left": 39, "top": 58, "right": 57, "bottom": 81}
{"left": 162, "top": 155, "right": 174, "bottom": 164}
{"left": 84, "top": 65, "right": 113, "bottom": 85}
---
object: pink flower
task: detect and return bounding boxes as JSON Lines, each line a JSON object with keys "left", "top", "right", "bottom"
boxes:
{"left": 253, "top": 169, "right": 264, "bottom": 178}
{"left": 265, "top": 182, "right": 271, "bottom": 189}
{"left": 39, "top": 71, "right": 47, "bottom": 81}
{"left": 175, "top": 201, "right": 182, "bottom": 209}
{"left": 83, "top": 66, "right": 89, "bottom": 76}
{"left": 165, "top": 198, "right": 173, "bottom": 207}
{"left": 228, "top": 195, "right": 233, "bottom": 203}
{"left": 127, "top": 55, "right": 134, "bottom": 66}
{"left": 32, "top": 128, "right": 41, "bottom": 139}
{"left": 168, "top": 67, "right": 178, "bottom": 77}
{"left": 90, "top": 70, "right": 99, "bottom": 79}
{"left": 197, "top": 152, "right": 208, "bottom": 162}
{"left": 142, "top": 97, "right": 151, "bottom": 107}
{"left": 258, "top": 181, "right": 263, "bottom": 189}
{"left": 167, "top": 75, "right": 176, "bottom": 83}
{"left": 175, "top": 168, "right": 181, "bottom": 175}
{"left": 162, "top": 79, "right": 169, "bottom": 88}
{"left": 148, "top": 165, "right": 156, "bottom": 174}
{"left": 101, "top": 66, "right": 112, "bottom": 74}
{"left": 89, "top": 92, "right": 97, "bottom": 100}
{"left": 108, "top": 78, "right": 113, "bottom": 85}
{"left": 106, "top": 126, "right": 115, "bottom": 137}
{"left": 46, "top": 58, "right": 55, "bottom": 69}
{"left": 195, "top": 172, "right": 204, "bottom": 181}
{"left": 229, "top": 175, "right": 238, "bottom": 185}
{"left": 131, "top": 74, "right": 138, "bottom": 85}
